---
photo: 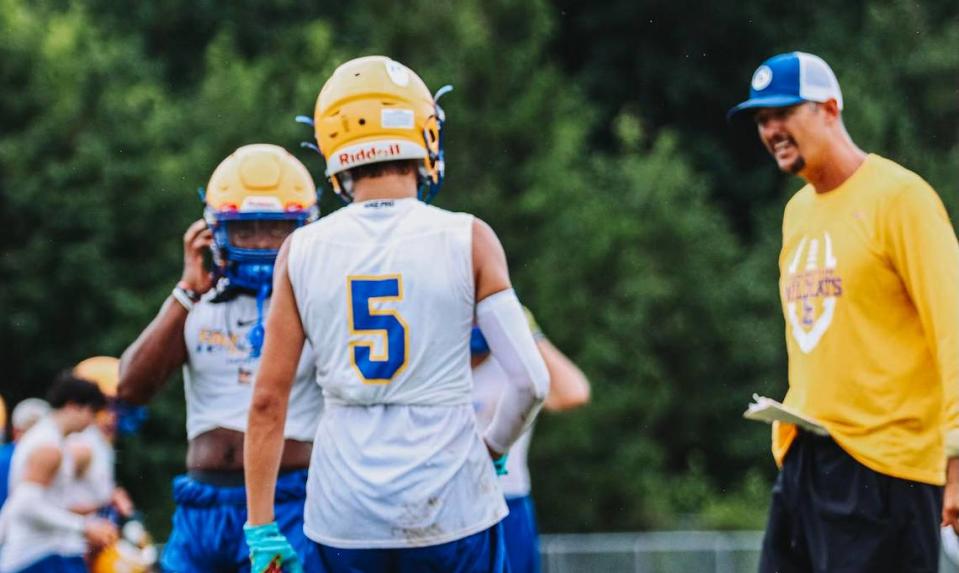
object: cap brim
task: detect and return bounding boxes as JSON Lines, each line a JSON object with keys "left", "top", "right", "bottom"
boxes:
{"left": 726, "top": 95, "right": 807, "bottom": 121}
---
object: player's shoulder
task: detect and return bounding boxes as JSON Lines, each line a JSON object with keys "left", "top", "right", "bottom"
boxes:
{"left": 16, "top": 419, "right": 61, "bottom": 452}
{"left": 414, "top": 201, "right": 475, "bottom": 228}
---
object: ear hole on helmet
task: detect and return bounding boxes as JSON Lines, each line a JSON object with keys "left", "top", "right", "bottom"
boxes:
{"left": 358, "top": 118, "right": 366, "bottom": 126}
{"left": 329, "top": 132, "right": 337, "bottom": 139}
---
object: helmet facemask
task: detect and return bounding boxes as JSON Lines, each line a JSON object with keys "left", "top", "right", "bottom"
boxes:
{"left": 204, "top": 210, "right": 316, "bottom": 293}
{"left": 201, "top": 144, "right": 320, "bottom": 357}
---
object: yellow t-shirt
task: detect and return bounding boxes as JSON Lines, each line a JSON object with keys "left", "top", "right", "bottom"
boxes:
{"left": 774, "top": 153, "right": 959, "bottom": 485}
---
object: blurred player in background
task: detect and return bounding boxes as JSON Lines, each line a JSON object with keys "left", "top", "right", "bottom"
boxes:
{"left": 70, "top": 356, "right": 156, "bottom": 572}
{"left": 729, "top": 51, "right": 959, "bottom": 572}
{"left": 0, "top": 399, "right": 51, "bottom": 510}
{"left": 0, "top": 374, "right": 117, "bottom": 573}
{"left": 9, "top": 400, "right": 49, "bottom": 441}
{"left": 244, "top": 55, "right": 549, "bottom": 573}
{"left": 68, "top": 357, "right": 129, "bottom": 517}
{"left": 472, "top": 308, "right": 590, "bottom": 573}
{"left": 118, "top": 144, "right": 324, "bottom": 571}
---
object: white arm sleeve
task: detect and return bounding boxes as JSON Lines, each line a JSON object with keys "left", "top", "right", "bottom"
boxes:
{"left": 477, "top": 289, "right": 550, "bottom": 454}
{"left": 4, "top": 482, "right": 87, "bottom": 534}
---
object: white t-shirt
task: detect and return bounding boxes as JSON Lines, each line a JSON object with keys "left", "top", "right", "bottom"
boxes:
{"left": 472, "top": 356, "right": 534, "bottom": 498}
{"left": 183, "top": 292, "right": 324, "bottom": 441}
{"left": 0, "top": 417, "right": 85, "bottom": 571}
{"left": 64, "top": 425, "right": 115, "bottom": 510}
{"left": 288, "top": 198, "right": 506, "bottom": 548}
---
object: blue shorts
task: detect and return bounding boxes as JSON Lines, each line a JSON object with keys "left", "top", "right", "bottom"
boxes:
{"left": 160, "top": 469, "right": 321, "bottom": 573}
{"left": 14, "top": 555, "right": 86, "bottom": 573}
{"left": 314, "top": 522, "right": 509, "bottom": 573}
{"left": 502, "top": 495, "right": 540, "bottom": 573}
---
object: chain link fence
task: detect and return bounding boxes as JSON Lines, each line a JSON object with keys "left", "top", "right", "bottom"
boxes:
{"left": 541, "top": 530, "right": 959, "bottom": 573}
{"left": 540, "top": 531, "right": 763, "bottom": 573}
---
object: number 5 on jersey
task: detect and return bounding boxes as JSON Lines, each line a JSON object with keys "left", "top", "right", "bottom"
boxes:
{"left": 347, "top": 275, "right": 409, "bottom": 383}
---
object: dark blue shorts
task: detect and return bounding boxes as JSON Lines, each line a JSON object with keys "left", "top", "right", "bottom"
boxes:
{"left": 313, "top": 521, "right": 509, "bottom": 573}
{"left": 14, "top": 555, "right": 86, "bottom": 573}
{"left": 760, "top": 432, "right": 942, "bottom": 573}
{"left": 502, "top": 495, "right": 540, "bottom": 573}
{"left": 160, "top": 469, "right": 321, "bottom": 573}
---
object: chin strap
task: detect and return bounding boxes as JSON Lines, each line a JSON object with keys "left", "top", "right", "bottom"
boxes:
{"left": 247, "top": 282, "right": 271, "bottom": 358}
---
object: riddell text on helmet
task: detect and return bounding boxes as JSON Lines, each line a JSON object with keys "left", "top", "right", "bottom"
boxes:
{"left": 339, "top": 144, "right": 402, "bottom": 167}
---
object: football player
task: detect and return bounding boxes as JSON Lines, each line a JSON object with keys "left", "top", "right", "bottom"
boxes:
{"left": 0, "top": 374, "right": 116, "bottom": 573}
{"left": 118, "top": 144, "right": 324, "bottom": 571}
{"left": 471, "top": 308, "right": 590, "bottom": 573}
{"left": 244, "top": 56, "right": 549, "bottom": 573}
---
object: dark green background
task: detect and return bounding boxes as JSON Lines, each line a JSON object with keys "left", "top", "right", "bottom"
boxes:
{"left": 1, "top": 0, "right": 957, "bottom": 536}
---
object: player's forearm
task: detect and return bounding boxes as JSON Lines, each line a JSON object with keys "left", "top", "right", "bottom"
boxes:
{"left": 478, "top": 289, "right": 550, "bottom": 453}
{"left": 540, "top": 340, "right": 591, "bottom": 412}
{"left": 118, "top": 297, "right": 189, "bottom": 404}
{"left": 244, "top": 390, "right": 287, "bottom": 525}
{"left": 9, "top": 483, "right": 87, "bottom": 533}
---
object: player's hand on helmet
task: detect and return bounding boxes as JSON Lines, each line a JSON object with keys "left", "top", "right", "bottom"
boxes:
{"left": 181, "top": 219, "right": 215, "bottom": 294}
{"left": 84, "top": 517, "right": 119, "bottom": 549}
{"left": 244, "top": 522, "right": 303, "bottom": 573}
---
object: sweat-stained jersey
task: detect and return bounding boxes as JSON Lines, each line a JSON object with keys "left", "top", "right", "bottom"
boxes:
{"left": 287, "top": 197, "right": 507, "bottom": 548}
{"left": 183, "top": 293, "right": 323, "bottom": 441}
{"left": 774, "top": 153, "right": 959, "bottom": 485}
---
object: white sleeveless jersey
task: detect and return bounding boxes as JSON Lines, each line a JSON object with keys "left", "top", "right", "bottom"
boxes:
{"left": 472, "top": 356, "right": 534, "bottom": 498}
{"left": 63, "top": 425, "right": 115, "bottom": 510}
{"left": 183, "top": 292, "right": 323, "bottom": 441}
{"left": 288, "top": 198, "right": 506, "bottom": 548}
{"left": 0, "top": 417, "right": 85, "bottom": 571}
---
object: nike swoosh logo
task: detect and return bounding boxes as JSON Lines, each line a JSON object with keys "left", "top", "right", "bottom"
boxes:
{"left": 237, "top": 319, "right": 257, "bottom": 327}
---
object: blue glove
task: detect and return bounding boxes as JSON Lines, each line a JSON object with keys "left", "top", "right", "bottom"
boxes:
{"left": 493, "top": 453, "right": 509, "bottom": 476}
{"left": 244, "top": 522, "right": 303, "bottom": 573}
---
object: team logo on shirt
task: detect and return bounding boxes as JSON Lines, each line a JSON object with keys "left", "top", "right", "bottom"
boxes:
{"left": 196, "top": 328, "right": 249, "bottom": 357}
{"left": 782, "top": 232, "right": 844, "bottom": 353}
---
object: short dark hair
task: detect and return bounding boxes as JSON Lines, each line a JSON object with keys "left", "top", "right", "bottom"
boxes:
{"left": 347, "top": 159, "right": 418, "bottom": 183}
{"left": 46, "top": 372, "right": 107, "bottom": 411}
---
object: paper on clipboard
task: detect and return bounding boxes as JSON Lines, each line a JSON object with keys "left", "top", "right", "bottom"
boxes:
{"left": 743, "top": 394, "right": 829, "bottom": 436}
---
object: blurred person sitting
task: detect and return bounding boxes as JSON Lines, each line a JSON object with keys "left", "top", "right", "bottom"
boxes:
{"left": 471, "top": 307, "right": 590, "bottom": 573}
{"left": 0, "top": 374, "right": 117, "bottom": 573}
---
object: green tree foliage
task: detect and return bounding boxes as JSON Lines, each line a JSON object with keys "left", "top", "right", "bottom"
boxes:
{"left": 1, "top": 0, "right": 957, "bottom": 537}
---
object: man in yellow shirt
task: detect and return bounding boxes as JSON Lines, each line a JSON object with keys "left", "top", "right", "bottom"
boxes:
{"left": 730, "top": 51, "right": 959, "bottom": 572}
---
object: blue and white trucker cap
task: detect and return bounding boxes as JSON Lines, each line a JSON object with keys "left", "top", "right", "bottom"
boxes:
{"left": 728, "top": 52, "right": 843, "bottom": 119}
